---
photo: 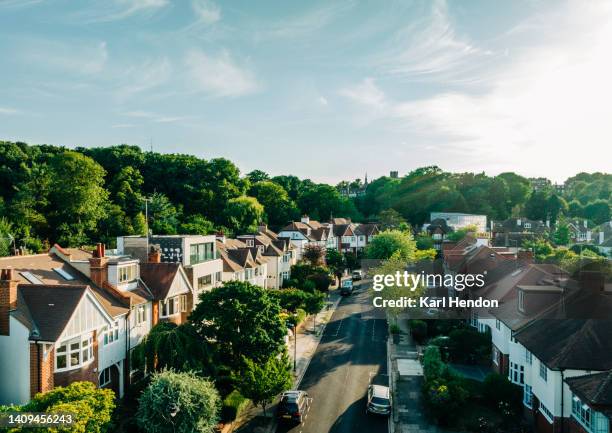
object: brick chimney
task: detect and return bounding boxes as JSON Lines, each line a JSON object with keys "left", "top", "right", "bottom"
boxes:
{"left": 148, "top": 245, "right": 161, "bottom": 263}
{"left": 0, "top": 269, "right": 19, "bottom": 336}
{"left": 258, "top": 223, "right": 268, "bottom": 233}
{"left": 517, "top": 250, "right": 534, "bottom": 265}
{"left": 215, "top": 231, "right": 226, "bottom": 244}
{"left": 89, "top": 243, "right": 108, "bottom": 287}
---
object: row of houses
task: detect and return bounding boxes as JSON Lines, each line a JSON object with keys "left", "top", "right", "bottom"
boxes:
{"left": 278, "top": 216, "right": 379, "bottom": 258}
{"left": 439, "top": 236, "right": 612, "bottom": 433}
{"left": 423, "top": 212, "right": 612, "bottom": 256}
{"left": 0, "top": 222, "right": 303, "bottom": 407}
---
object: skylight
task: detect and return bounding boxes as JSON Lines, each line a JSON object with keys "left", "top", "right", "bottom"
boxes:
{"left": 53, "top": 267, "right": 75, "bottom": 281}
{"left": 20, "top": 272, "right": 43, "bottom": 284}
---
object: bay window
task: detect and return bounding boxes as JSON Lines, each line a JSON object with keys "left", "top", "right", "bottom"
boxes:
{"left": 55, "top": 334, "right": 94, "bottom": 372}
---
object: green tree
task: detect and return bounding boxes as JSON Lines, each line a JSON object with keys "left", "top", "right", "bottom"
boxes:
{"left": 0, "top": 218, "right": 13, "bottom": 257}
{"left": 236, "top": 355, "right": 292, "bottom": 416}
{"left": 246, "top": 169, "right": 270, "bottom": 184}
{"left": 249, "top": 181, "right": 298, "bottom": 229}
{"left": 223, "top": 196, "right": 264, "bottom": 235}
{"left": 583, "top": 200, "right": 610, "bottom": 225}
{"left": 190, "top": 281, "right": 286, "bottom": 368}
{"left": 133, "top": 322, "right": 215, "bottom": 375}
{"left": 553, "top": 223, "right": 571, "bottom": 246}
{"left": 365, "top": 230, "right": 416, "bottom": 261}
{"left": 302, "top": 243, "right": 325, "bottom": 265}
{"left": 149, "top": 192, "right": 179, "bottom": 235}
{"left": 23, "top": 381, "right": 115, "bottom": 433}
{"left": 179, "top": 214, "right": 215, "bottom": 235}
{"left": 415, "top": 235, "right": 434, "bottom": 250}
{"left": 303, "top": 290, "right": 326, "bottom": 332}
{"left": 325, "top": 249, "right": 345, "bottom": 281}
{"left": 47, "top": 151, "right": 109, "bottom": 245}
{"left": 136, "top": 370, "right": 220, "bottom": 433}
{"left": 377, "top": 208, "right": 406, "bottom": 230}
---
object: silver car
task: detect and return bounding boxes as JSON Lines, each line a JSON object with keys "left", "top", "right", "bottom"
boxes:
{"left": 366, "top": 384, "right": 391, "bottom": 416}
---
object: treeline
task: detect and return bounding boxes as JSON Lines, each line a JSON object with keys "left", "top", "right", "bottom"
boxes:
{"left": 1, "top": 142, "right": 610, "bottom": 253}
{"left": 348, "top": 166, "right": 611, "bottom": 227}
{"left": 0, "top": 142, "right": 359, "bottom": 251}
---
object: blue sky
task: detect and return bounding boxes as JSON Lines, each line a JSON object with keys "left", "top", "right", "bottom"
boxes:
{"left": 1, "top": 0, "right": 611, "bottom": 183}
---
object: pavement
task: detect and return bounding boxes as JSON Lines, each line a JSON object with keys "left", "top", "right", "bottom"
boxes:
{"left": 388, "top": 314, "right": 441, "bottom": 433}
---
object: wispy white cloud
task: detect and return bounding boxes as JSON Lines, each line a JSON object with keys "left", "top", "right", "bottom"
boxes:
{"left": 122, "top": 110, "right": 188, "bottom": 123}
{"left": 184, "top": 49, "right": 258, "bottom": 97}
{"left": 0, "top": 106, "right": 21, "bottom": 115}
{"left": 19, "top": 39, "right": 108, "bottom": 76}
{"left": 192, "top": 0, "right": 220, "bottom": 25}
{"left": 0, "top": 0, "right": 43, "bottom": 8}
{"left": 114, "top": 57, "right": 172, "bottom": 97}
{"left": 341, "top": 0, "right": 612, "bottom": 178}
{"left": 79, "top": 0, "right": 168, "bottom": 22}
{"left": 374, "top": 0, "right": 494, "bottom": 83}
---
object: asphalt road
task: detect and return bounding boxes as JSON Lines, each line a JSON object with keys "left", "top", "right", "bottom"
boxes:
{"left": 276, "top": 281, "right": 389, "bottom": 433}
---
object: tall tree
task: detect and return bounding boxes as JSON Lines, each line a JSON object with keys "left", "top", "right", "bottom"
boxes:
{"left": 249, "top": 181, "right": 299, "bottom": 229}
{"left": 365, "top": 230, "right": 417, "bottom": 261}
{"left": 190, "top": 281, "right": 286, "bottom": 368}
{"left": 236, "top": 355, "right": 292, "bottom": 416}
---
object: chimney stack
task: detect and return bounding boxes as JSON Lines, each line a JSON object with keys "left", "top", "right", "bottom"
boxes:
{"left": 215, "top": 231, "right": 226, "bottom": 244}
{"left": 89, "top": 243, "right": 108, "bottom": 287}
{"left": 258, "top": 223, "right": 268, "bottom": 233}
{"left": 0, "top": 268, "right": 19, "bottom": 336}
{"left": 517, "top": 250, "right": 534, "bottom": 265}
{"left": 301, "top": 215, "right": 310, "bottom": 224}
{"left": 148, "top": 245, "right": 161, "bottom": 263}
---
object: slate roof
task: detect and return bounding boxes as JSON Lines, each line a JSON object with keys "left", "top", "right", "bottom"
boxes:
{"left": 355, "top": 223, "right": 379, "bottom": 236}
{"left": 566, "top": 371, "right": 612, "bottom": 417}
{"left": 139, "top": 262, "right": 184, "bottom": 300}
{"left": 18, "top": 284, "right": 87, "bottom": 342}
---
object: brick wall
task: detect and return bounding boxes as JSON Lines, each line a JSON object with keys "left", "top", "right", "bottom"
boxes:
{"left": 29, "top": 343, "right": 54, "bottom": 398}
{"left": 54, "top": 331, "right": 99, "bottom": 390}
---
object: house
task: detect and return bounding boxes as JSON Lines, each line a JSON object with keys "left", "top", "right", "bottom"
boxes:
{"left": 117, "top": 235, "right": 223, "bottom": 302}
{"left": 492, "top": 218, "right": 550, "bottom": 248}
{"left": 354, "top": 223, "right": 379, "bottom": 252}
{"left": 565, "top": 371, "right": 612, "bottom": 433}
{"left": 425, "top": 218, "right": 454, "bottom": 250}
{"left": 236, "top": 225, "right": 296, "bottom": 288}
{"left": 0, "top": 244, "right": 149, "bottom": 405}
{"left": 567, "top": 220, "right": 593, "bottom": 244}
{"left": 593, "top": 221, "right": 612, "bottom": 257}
{"left": 278, "top": 216, "right": 336, "bottom": 259}
{"left": 139, "top": 250, "right": 195, "bottom": 326}
{"left": 215, "top": 237, "right": 269, "bottom": 288}
{"left": 513, "top": 285, "right": 612, "bottom": 433}
{"left": 429, "top": 212, "right": 488, "bottom": 233}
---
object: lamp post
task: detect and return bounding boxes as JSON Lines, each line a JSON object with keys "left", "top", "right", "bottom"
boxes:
{"left": 293, "top": 314, "right": 298, "bottom": 373}
{"left": 141, "top": 196, "right": 152, "bottom": 253}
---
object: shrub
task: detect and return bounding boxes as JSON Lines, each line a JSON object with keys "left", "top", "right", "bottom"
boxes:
{"left": 23, "top": 381, "right": 115, "bottom": 433}
{"left": 409, "top": 320, "right": 427, "bottom": 343}
{"left": 220, "top": 390, "right": 249, "bottom": 423}
{"left": 482, "top": 373, "right": 522, "bottom": 417}
{"left": 136, "top": 370, "right": 220, "bottom": 433}
{"left": 446, "top": 328, "right": 491, "bottom": 364}
{"left": 422, "top": 346, "right": 446, "bottom": 380}
{"left": 389, "top": 324, "right": 401, "bottom": 334}
{"left": 423, "top": 377, "right": 469, "bottom": 426}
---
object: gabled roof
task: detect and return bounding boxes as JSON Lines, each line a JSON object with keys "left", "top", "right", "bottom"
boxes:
{"left": 566, "top": 371, "right": 612, "bottom": 417}
{"left": 333, "top": 223, "right": 353, "bottom": 237}
{"left": 18, "top": 284, "right": 88, "bottom": 342}
{"left": 139, "top": 262, "right": 187, "bottom": 300}
{"left": 515, "top": 289, "right": 612, "bottom": 371}
{"left": 355, "top": 223, "right": 379, "bottom": 236}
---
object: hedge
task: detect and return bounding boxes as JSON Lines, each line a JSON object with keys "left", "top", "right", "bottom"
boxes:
{"left": 221, "top": 390, "right": 250, "bottom": 423}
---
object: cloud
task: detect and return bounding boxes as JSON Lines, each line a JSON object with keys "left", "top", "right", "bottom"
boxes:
{"left": 318, "top": 96, "right": 329, "bottom": 106}
{"left": 114, "top": 57, "right": 172, "bottom": 96}
{"left": 121, "top": 110, "right": 187, "bottom": 123}
{"left": 0, "top": 0, "right": 43, "bottom": 8}
{"left": 341, "top": 0, "right": 612, "bottom": 178}
{"left": 79, "top": 0, "right": 168, "bottom": 22}
{"left": 111, "top": 123, "right": 136, "bottom": 128}
{"left": 192, "top": 0, "right": 220, "bottom": 25}
{"left": 0, "top": 107, "right": 21, "bottom": 115}
{"left": 374, "top": 0, "right": 494, "bottom": 83}
{"left": 19, "top": 40, "right": 108, "bottom": 76}
{"left": 184, "top": 50, "right": 258, "bottom": 97}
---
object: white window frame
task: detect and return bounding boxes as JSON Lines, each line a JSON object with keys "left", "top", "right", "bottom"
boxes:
{"left": 539, "top": 361, "right": 548, "bottom": 382}
{"left": 103, "top": 321, "right": 120, "bottom": 345}
{"left": 525, "top": 349, "right": 533, "bottom": 365}
{"left": 136, "top": 305, "right": 146, "bottom": 325}
{"left": 509, "top": 362, "right": 524, "bottom": 385}
{"left": 539, "top": 401, "right": 554, "bottom": 423}
{"left": 118, "top": 264, "right": 137, "bottom": 283}
{"left": 523, "top": 385, "right": 533, "bottom": 409}
{"left": 179, "top": 294, "right": 187, "bottom": 313}
{"left": 55, "top": 334, "right": 94, "bottom": 372}
{"left": 99, "top": 367, "right": 112, "bottom": 387}
{"left": 495, "top": 319, "right": 501, "bottom": 330}
{"left": 160, "top": 297, "right": 179, "bottom": 318}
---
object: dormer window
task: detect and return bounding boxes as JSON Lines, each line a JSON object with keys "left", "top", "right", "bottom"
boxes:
{"left": 518, "top": 290, "right": 525, "bottom": 313}
{"left": 118, "top": 264, "right": 137, "bottom": 283}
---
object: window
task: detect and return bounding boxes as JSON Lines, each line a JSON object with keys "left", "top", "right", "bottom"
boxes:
{"left": 539, "top": 361, "right": 548, "bottom": 381}
{"left": 136, "top": 305, "right": 146, "bottom": 325}
{"left": 215, "top": 271, "right": 222, "bottom": 283}
{"left": 492, "top": 347, "right": 501, "bottom": 365}
{"left": 179, "top": 294, "right": 188, "bottom": 313}
{"left": 524, "top": 222, "right": 532, "bottom": 229}
{"left": 197, "top": 274, "right": 212, "bottom": 289}
{"left": 118, "top": 265, "right": 137, "bottom": 283}
{"left": 189, "top": 243, "right": 214, "bottom": 265}
{"left": 161, "top": 297, "right": 179, "bottom": 317}
{"left": 283, "top": 253, "right": 290, "bottom": 263}
{"left": 540, "top": 401, "right": 553, "bottom": 423}
{"left": 518, "top": 290, "right": 525, "bottom": 312}
{"left": 20, "top": 271, "right": 43, "bottom": 284}
{"left": 523, "top": 385, "right": 533, "bottom": 408}
{"left": 55, "top": 334, "right": 93, "bottom": 372}
{"left": 495, "top": 319, "right": 501, "bottom": 330}
{"left": 53, "top": 268, "right": 74, "bottom": 281}
{"left": 246, "top": 239, "right": 254, "bottom": 247}
{"left": 246, "top": 268, "right": 253, "bottom": 279}
{"left": 572, "top": 394, "right": 610, "bottom": 433}
{"left": 509, "top": 362, "right": 524, "bottom": 385}
{"left": 99, "top": 367, "right": 112, "bottom": 387}
{"left": 525, "top": 348, "right": 533, "bottom": 365}
{"left": 103, "top": 321, "right": 120, "bottom": 345}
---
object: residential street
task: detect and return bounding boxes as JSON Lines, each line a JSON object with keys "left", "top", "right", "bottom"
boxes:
{"left": 276, "top": 281, "right": 389, "bottom": 433}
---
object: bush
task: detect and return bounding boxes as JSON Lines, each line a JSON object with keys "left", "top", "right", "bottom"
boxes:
{"left": 482, "top": 373, "right": 522, "bottom": 417}
{"left": 221, "top": 390, "right": 249, "bottom": 423}
{"left": 23, "top": 381, "right": 115, "bottom": 433}
{"left": 422, "top": 346, "right": 446, "bottom": 380}
{"left": 137, "top": 370, "right": 220, "bottom": 433}
{"left": 426, "top": 319, "right": 464, "bottom": 338}
{"left": 409, "top": 320, "right": 427, "bottom": 343}
{"left": 389, "top": 324, "right": 401, "bottom": 334}
{"left": 423, "top": 376, "right": 469, "bottom": 426}
{"left": 446, "top": 328, "right": 491, "bottom": 364}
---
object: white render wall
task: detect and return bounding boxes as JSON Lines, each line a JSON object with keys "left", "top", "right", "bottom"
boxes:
{"left": 0, "top": 318, "right": 31, "bottom": 405}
